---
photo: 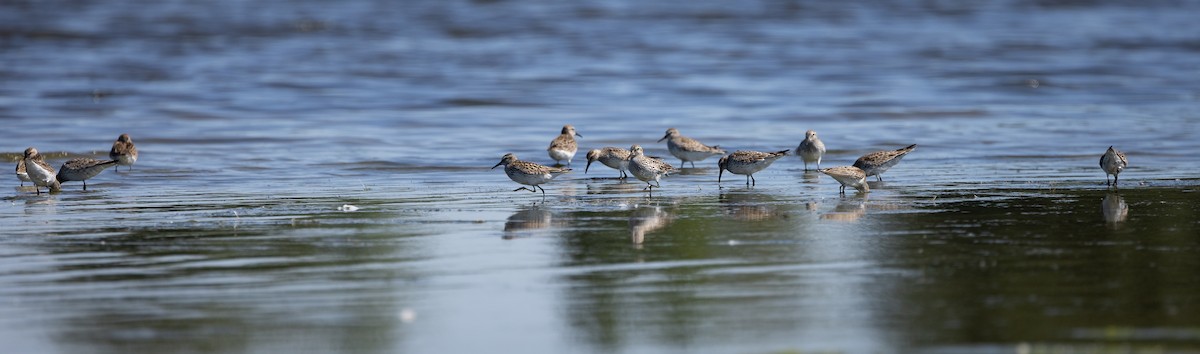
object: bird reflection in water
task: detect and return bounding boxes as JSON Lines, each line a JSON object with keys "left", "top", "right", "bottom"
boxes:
{"left": 585, "top": 180, "right": 640, "bottom": 195}
{"left": 1102, "top": 192, "right": 1128, "bottom": 225}
{"left": 629, "top": 205, "right": 671, "bottom": 247}
{"left": 719, "top": 190, "right": 786, "bottom": 222}
{"left": 503, "top": 204, "right": 554, "bottom": 239}
{"left": 820, "top": 195, "right": 867, "bottom": 222}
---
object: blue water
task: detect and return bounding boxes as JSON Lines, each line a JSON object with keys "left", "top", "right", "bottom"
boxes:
{"left": 3, "top": 0, "right": 1200, "bottom": 353}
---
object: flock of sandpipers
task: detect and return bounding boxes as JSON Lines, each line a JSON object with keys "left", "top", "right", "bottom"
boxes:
{"left": 13, "top": 128, "right": 1129, "bottom": 198}
{"left": 493, "top": 125, "right": 1130, "bottom": 197}
{"left": 15, "top": 134, "right": 138, "bottom": 194}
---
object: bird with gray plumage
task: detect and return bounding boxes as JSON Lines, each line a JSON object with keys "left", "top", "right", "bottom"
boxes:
{"left": 1100, "top": 146, "right": 1128, "bottom": 187}
{"left": 853, "top": 144, "right": 916, "bottom": 182}
{"left": 585, "top": 147, "right": 631, "bottom": 179}
{"left": 795, "top": 129, "right": 826, "bottom": 171}
{"left": 22, "top": 147, "right": 60, "bottom": 194}
{"left": 717, "top": 149, "right": 789, "bottom": 186}
{"left": 16, "top": 158, "right": 31, "bottom": 186}
{"left": 626, "top": 144, "right": 675, "bottom": 196}
{"left": 56, "top": 158, "right": 118, "bottom": 190}
{"left": 819, "top": 166, "right": 870, "bottom": 195}
{"left": 658, "top": 128, "right": 725, "bottom": 168}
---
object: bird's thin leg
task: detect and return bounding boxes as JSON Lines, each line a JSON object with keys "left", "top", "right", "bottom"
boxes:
{"left": 1113, "top": 175, "right": 1119, "bottom": 187}
{"left": 803, "top": 162, "right": 809, "bottom": 171}
{"left": 690, "top": 161, "right": 696, "bottom": 168}
{"left": 513, "top": 187, "right": 534, "bottom": 193}
{"left": 83, "top": 180, "right": 88, "bottom": 191}
{"left": 678, "top": 160, "right": 685, "bottom": 169}
{"left": 876, "top": 175, "right": 883, "bottom": 182}
{"left": 537, "top": 185, "right": 546, "bottom": 196}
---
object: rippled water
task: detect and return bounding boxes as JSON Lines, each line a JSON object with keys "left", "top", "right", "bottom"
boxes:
{"left": 3, "top": 0, "right": 1200, "bottom": 352}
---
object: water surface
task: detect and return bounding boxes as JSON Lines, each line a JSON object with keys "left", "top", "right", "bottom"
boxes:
{"left": 3, "top": 0, "right": 1200, "bottom": 352}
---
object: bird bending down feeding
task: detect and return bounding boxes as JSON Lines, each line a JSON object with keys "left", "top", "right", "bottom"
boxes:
{"left": 853, "top": 144, "right": 916, "bottom": 182}
{"left": 819, "top": 166, "right": 870, "bottom": 195}
{"left": 1100, "top": 146, "right": 1128, "bottom": 187}
{"left": 57, "top": 158, "right": 118, "bottom": 190}
{"left": 585, "top": 147, "right": 631, "bottom": 179}
{"left": 717, "top": 149, "right": 789, "bottom": 186}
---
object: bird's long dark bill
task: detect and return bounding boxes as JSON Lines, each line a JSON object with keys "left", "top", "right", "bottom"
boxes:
{"left": 585, "top": 160, "right": 592, "bottom": 173}
{"left": 718, "top": 168, "right": 723, "bottom": 183}
{"left": 491, "top": 162, "right": 503, "bottom": 169}
{"left": 575, "top": 133, "right": 582, "bottom": 137}
{"left": 657, "top": 134, "right": 669, "bottom": 143}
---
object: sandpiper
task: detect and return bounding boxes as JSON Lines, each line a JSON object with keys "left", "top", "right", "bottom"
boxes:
{"left": 56, "top": 158, "right": 118, "bottom": 190}
{"left": 627, "top": 144, "right": 675, "bottom": 195}
{"left": 492, "top": 153, "right": 571, "bottom": 196}
{"left": 1100, "top": 146, "right": 1128, "bottom": 186}
{"left": 819, "top": 166, "right": 869, "bottom": 195}
{"left": 22, "top": 147, "right": 61, "bottom": 194}
{"left": 657, "top": 128, "right": 726, "bottom": 168}
{"left": 547, "top": 125, "right": 581, "bottom": 166}
{"left": 585, "top": 147, "right": 631, "bottom": 179}
{"left": 109, "top": 133, "right": 138, "bottom": 171}
{"left": 16, "top": 159, "right": 31, "bottom": 186}
{"left": 795, "top": 129, "right": 826, "bottom": 171}
{"left": 853, "top": 144, "right": 916, "bottom": 181}
{"left": 717, "top": 150, "right": 789, "bottom": 186}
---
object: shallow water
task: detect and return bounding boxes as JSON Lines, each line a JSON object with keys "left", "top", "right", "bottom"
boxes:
{"left": 3, "top": 0, "right": 1200, "bottom": 352}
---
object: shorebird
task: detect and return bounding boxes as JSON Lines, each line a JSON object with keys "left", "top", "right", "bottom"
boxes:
{"left": 585, "top": 147, "right": 632, "bottom": 179}
{"left": 657, "top": 128, "right": 725, "bottom": 168}
{"left": 795, "top": 129, "right": 826, "bottom": 171}
{"left": 819, "top": 166, "right": 870, "bottom": 195}
{"left": 22, "top": 147, "right": 60, "bottom": 194}
{"left": 717, "top": 150, "right": 789, "bottom": 186}
{"left": 853, "top": 144, "right": 916, "bottom": 181}
{"left": 547, "top": 125, "right": 581, "bottom": 166}
{"left": 626, "top": 144, "right": 675, "bottom": 196}
{"left": 16, "top": 159, "right": 31, "bottom": 186}
{"left": 492, "top": 153, "right": 571, "bottom": 196}
{"left": 1100, "top": 146, "right": 1128, "bottom": 187}
{"left": 109, "top": 133, "right": 138, "bottom": 171}
{"left": 56, "top": 158, "right": 118, "bottom": 190}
